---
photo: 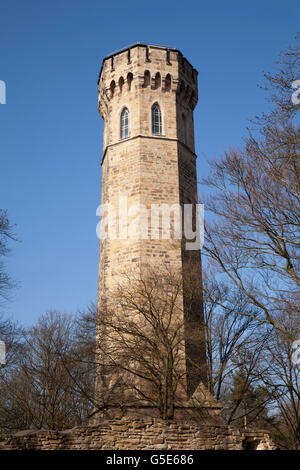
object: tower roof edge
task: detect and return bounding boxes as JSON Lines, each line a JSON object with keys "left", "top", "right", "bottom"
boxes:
{"left": 103, "top": 42, "right": 178, "bottom": 60}
{"left": 97, "top": 43, "right": 198, "bottom": 85}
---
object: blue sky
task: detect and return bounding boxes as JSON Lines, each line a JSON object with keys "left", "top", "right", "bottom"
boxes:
{"left": 0, "top": 0, "right": 299, "bottom": 326}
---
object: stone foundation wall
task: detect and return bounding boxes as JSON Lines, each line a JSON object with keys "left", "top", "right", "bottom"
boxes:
{"left": 0, "top": 417, "right": 276, "bottom": 450}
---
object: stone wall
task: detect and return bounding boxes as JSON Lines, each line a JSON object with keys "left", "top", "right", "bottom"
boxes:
{"left": 0, "top": 417, "right": 276, "bottom": 450}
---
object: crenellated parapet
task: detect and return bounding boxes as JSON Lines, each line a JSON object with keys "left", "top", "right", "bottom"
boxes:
{"left": 97, "top": 43, "right": 198, "bottom": 151}
{"left": 98, "top": 45, "right": 197, "bottom": 105}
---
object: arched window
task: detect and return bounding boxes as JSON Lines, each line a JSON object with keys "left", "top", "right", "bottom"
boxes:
{"left": 152, "top": 104, "right": 162, "bottom": 135}
{"left": 121, "top": 108, "right": 129, "bottom": 139}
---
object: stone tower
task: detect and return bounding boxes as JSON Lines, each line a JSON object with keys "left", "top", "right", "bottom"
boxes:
{"left": 96, "top": 43, "right": 220, "bottom": 420}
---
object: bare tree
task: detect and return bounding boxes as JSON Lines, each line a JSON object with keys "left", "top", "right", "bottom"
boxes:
{"left": 0, "top": 311, "right": 94, "bottom": 431}
{"left": 253, "top": 311, "right": 300, "bottom": 449}
{"left": 94, "top": 266, "right": 210, "bottom": 420}
{"left": 0, "top": 315, "right": 24, "bottom": 431}
{"left": 223, "top": 365, "right": 271, "bottom": 429}
{"left": 203, "top": 273, "right": 274, "bottom": 429}
{"left": 257, "top": 34, "right": 300, "bottom": 125}
{"left": 203, "top": 275, "right": 268, "bottom": 400}
{"left": 0, "top": 209, "right": 15, "bottom": 304}
{"left": 201, "top": 39, "right": 300, "bottom": 339}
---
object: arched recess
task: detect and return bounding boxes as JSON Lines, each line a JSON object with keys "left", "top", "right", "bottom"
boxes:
{"left": 154, "top": 72, "right": 161, "bottom": 89}
{"left": 110, "top": 80, "right": 116, "bottom": 98}
{"left": 165, "top": 74, "right": 171, "bottom": 92}
{"left": 119, "top": 76, "right": 124, "bottom": 94}
{"left": 127, "top": 73, "right": 133, "bottom": 91}
{"left": 143, "top": 70, "right": 150, "bottom": 87}
{"left": 184, "top": 85, "right": 190, "bottom": 101}
{"left": 179, "top": 81, "right": 185, "bottom": 95}
{"left": 189, "top": 91, "right": 196, "bottom": 109}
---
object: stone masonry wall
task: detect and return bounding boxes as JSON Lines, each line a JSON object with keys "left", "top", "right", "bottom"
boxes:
{"left": 0, "top": 417, "right": 276, "bottom": 450}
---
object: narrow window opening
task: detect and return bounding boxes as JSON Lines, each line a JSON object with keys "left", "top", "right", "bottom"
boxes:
{"left": 152, "top": 104, "right": 162, "bottom": 135}
{"left": 121, "top": 108, "right": 129, "bottom": 139}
